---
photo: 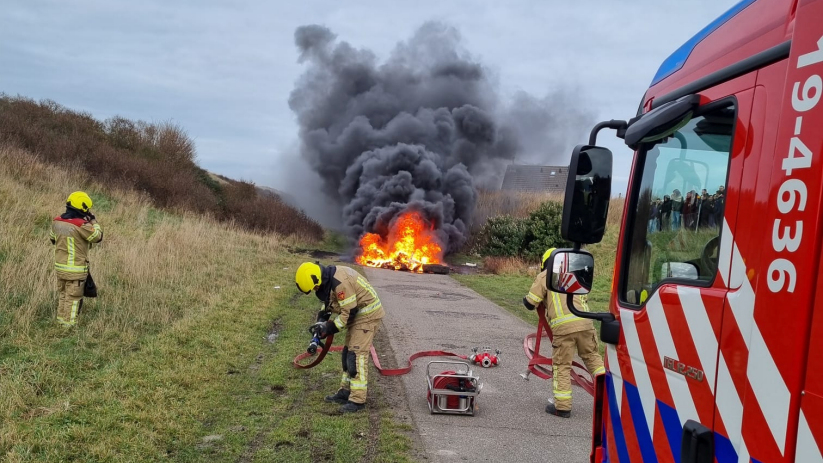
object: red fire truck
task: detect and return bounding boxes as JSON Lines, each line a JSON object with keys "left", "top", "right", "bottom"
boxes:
{"left": 547, "top": 0, "right": 823, "bottom": 461}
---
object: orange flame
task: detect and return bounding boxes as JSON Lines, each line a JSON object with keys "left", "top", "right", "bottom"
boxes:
{"left": 356, "top": 211, "right": 443, "bottom": 272}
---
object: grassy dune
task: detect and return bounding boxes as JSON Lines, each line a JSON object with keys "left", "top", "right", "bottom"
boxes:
{"left": 0, "top": 95, "right": 323, "bottom": 240}
{"left": 0, "top": 146, "right": 412, "bottom": 462}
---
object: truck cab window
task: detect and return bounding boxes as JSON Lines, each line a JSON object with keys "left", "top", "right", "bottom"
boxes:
{"left": 622, "top": 102, "right": 735, "bottom": 306}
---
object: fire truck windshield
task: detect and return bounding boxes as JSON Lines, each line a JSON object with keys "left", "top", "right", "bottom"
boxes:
{"left": 621, "top": 102, "right": 735, "bottom": 306}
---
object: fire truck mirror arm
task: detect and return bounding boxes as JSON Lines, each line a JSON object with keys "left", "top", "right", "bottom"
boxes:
{"left": 623, "top": 94, "right": 700, "bottom": 150}
{"left": 564, "top": 294, "right": 615, "bottom": 323}
{"left": 564, "top": 291, "right": 618, "bottom": 344}
{"left": 588, "top": 119, "right": 628, "bottom": 145}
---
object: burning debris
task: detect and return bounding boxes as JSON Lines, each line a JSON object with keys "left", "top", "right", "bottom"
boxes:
{"left": 288, "top": 22, "right": 593, "bottom": 266}
{"left": 356, "top": 210, "right": 443, "bottom": 272}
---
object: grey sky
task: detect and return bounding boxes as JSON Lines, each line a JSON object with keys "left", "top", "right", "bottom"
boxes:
{"left": 1, "top": 0, "right": 739, "bottom": 198}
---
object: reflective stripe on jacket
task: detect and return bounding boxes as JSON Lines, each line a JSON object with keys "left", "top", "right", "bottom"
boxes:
{"left": 527, "top": 269, "right": 592, "bottom": 336}
{"left": 329, "top": 266, "right": 384, "bottom": 330}
{"left": 51, "top": 217, "right": 103, "bottom": 280}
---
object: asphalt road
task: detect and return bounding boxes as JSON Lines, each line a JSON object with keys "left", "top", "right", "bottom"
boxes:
{"left": 365, "top": 268, "right": 594, "bottom": 462}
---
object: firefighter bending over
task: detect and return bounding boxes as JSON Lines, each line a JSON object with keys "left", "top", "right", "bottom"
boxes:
{"left": 523, "top": 248, "right": 604, "bottom": 418}
{"left": 295, "top": 262, "right": 384, "bottom": 413}
{"left": 50, "top": 191, "right": 103, "bottom": 327}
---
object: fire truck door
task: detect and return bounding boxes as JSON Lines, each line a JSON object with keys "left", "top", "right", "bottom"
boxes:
{"left": 606, "top": 78, "right": 754, "bottom": 462}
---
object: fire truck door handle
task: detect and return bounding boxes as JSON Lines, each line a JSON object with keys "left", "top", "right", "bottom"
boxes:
{"left": 680, "top": 419, "right": 714, "bottom": 463}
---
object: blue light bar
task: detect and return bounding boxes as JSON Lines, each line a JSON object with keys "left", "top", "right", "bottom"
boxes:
{"left": 650, "top": 0, "right": 758, "bottom": 87}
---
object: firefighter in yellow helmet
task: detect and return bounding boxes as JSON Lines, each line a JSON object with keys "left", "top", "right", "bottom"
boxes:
{"left": 296, "top": 261, "right": 384, "bottom": 413}
{"left": 522, "top": 248, "right": 604, "bottom": 417}
{"left": 49, "top": 191, "right": 103, "bottom": 327}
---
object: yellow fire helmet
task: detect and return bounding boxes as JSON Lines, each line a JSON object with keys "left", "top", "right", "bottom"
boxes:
{"left": 295, "top": 262, "right": 322, "bottom": 294}
{"left": 66, "top": 191, "right": 93, "bottom": 213}
{"left": 541, "top": 248, "right": 556, "bottom": 270}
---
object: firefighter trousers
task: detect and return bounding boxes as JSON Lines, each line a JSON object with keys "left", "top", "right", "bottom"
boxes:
{"left": 57, "top": 278, "right": 85, "bottom": 327}
{"left": 552, "top": 329, "right": 605, "bottom": 411}
{"left": 339, "top": 320, "right": 380, "bottom": 404}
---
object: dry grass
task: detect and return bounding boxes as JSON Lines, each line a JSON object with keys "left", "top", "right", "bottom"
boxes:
{"left": 0, "top": 145, "right": 414, "bottom": 462}
{"left": 0, "top": 145, "right": 284, "bottom": 457}
{"left": 607, "top": 196, "right": 625, "bottom": 229}
{"left": 482, "top": 256, "right": 538, "bottom": 277}
{"left": 0, "top": 145, "right": 281, "bottom": 339}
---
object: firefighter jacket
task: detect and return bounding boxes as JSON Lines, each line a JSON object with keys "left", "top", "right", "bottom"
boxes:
{"left": 50, "top": 217, "right": 103, "bottom": 280}
{"left": 525, "top": 269, "right": 593, "bottom": 336}
{"left": 328, "top": 266, "right": 384, "bottom": 331}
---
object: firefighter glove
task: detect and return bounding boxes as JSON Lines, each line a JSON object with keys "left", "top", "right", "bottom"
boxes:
{"left": 316, "top": 310, "right": 331, "bottom": 323}
{"left": 321, "top": 320, "right": 339, "bottom": 338}
{"left": 309, "top": 321, "right": 326, "bottom": 337}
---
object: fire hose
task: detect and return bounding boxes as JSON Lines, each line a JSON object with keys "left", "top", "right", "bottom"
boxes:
{"left": 522, "top": 302, "right": 595, "bottom": 396}
{"left": 294, "top": 302, "right": 595, "bottom": 395}
{"left": 293, "top": 333, "right": 468, "bottom": 376}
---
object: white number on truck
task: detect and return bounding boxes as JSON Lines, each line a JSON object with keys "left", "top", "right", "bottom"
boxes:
{"left": 770, "top": 35, "right": 823, "bottom": 293}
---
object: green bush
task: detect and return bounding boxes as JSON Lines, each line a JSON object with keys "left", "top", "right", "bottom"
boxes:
{"left": 475, "top": 215, "right": 527, "bottom": 257}
{"left": 523, "top": 201, "right": 570, "bottom": 259}
{"left": 474, "top": 201, "right": 569, "bottom": 258}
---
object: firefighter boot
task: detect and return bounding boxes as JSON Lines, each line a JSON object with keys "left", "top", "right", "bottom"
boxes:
{"left": 340, "top": 401, "right": 366, "bottom": 413}
{"left": 545, "top": 403, "right": 571, "bottom": 418}
{"left": 325, "top": 389, "right": 350, "bottom": 404}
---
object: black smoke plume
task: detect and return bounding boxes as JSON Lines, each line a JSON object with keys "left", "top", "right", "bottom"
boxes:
{"left": 288, "top": 22, "right": 591, "bottom": 252}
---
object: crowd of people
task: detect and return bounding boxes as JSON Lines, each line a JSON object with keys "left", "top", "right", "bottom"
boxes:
{"left": 648, "top": 186, "right": 725, "bottom": 233}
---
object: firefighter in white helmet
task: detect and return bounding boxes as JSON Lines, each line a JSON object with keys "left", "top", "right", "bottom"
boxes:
{"left": 523, "top": 248, "right": 604, "bottom": 417}
{"left": 295, "top": 262, "right": 384, "bottom": 413}
{"left": 50, "top": 191, "right": 103, "bottom": 327}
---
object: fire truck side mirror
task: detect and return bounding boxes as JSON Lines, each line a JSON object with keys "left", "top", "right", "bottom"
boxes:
{"left": 561, "top": 145, "right": 612, "bottom": 244}
{"left": 548, "top": 249, "right": 617, "bottom": 327}
{"left": 546, "top": 249, "right": 594, "bottom": 295}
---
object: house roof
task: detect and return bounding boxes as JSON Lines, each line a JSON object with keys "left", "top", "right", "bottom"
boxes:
{"left": 500, "top": 164, "right": 568, "bottom": 192}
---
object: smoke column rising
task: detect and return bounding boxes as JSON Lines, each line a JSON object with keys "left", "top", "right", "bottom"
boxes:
{"left": 288, "top": 22, "right": 592, "bottom": 252}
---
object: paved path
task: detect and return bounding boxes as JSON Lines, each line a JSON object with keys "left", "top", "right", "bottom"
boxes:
{"left": 366, "top": 268, "right": 594, "bottom": 462}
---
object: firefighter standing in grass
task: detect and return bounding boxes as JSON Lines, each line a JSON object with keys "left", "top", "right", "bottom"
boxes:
{"left": 50, "top": 191, "right": 103, "bottom": 327}
{"left": 523, "top": 248, "right": 604, "bottom": 417}
{"left": 295, "top": 262, "right": 384, "bottom": 413}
